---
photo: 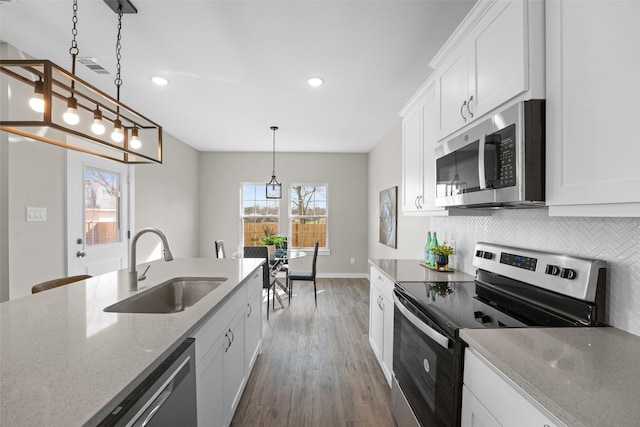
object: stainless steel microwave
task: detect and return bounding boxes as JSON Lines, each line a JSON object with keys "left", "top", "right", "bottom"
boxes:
{"left": 434, "top": 100, "right": 545, "bottom": 208}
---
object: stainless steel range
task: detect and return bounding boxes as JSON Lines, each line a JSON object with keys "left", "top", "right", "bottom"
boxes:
{"left": 391, "top": 242, "right": 607, "bottom": 427}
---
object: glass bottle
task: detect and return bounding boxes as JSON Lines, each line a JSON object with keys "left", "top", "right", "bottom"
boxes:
{"left": 430, "top": 232, "right": 439, "bottom": 266}
{"left": 424, "top": 231, "right": 432, "bottom": 264}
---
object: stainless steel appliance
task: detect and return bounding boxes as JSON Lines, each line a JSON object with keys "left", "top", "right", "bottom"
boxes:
{"left": 99, "top": 338, "right": 197, "bottom": 427}
{"left": 391, "top": 242, "right": 606, "bottom": 427}
{"left": 434, "top": 100, "right": 545, "bottom": 208}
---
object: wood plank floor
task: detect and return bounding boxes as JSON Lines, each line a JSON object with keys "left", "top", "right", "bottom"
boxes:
{"left": 231, "top": 278, "right": 396, "bottom": 427}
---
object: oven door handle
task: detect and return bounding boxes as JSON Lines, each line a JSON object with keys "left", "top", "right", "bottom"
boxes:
{"left": 393, "top": 293, "right": 450, "bottom": 349}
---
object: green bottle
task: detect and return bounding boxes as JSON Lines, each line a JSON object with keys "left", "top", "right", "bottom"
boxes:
{"left": 424, "top": 231, "right": 432, "bottom": 264}
{"left": 429, "top": 232, "right": 439, "bottom": 266}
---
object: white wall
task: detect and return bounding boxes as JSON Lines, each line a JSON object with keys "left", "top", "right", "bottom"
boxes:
{"left": 199, "top": 151, "right": 369, "bottom": 276}
{"left": 368, "top": 119, "right": 431, "bottom": 261}
{"left": 134, "top": 132, "right": 200, "bottom": 262}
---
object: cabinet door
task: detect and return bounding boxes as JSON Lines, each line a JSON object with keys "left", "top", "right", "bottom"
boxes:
{"left": 546, "top": 0, "right": 640, "bottom": 215}
{"left": 421, "top": 84, "right": 445, "bottom": 212}
{"left": 245, "top": 280, "right": 262, "bottom": 373}
{"left": 471, "top": 0, "right": 527, "bottom": 119}
{"left": 197, "top": 333, "right": 226, "bottom": 427}
{"left": 381, "top": 292, "right": 393, "bottom": 387}
{"left": 436, "top": 47, "right": 470, "bottom": 141}
{"left": 401, "top": 105, "right": 424, "bottom": 212}
{"left": 224, "top": 309, "right": 246, "bottom": 425}
{"left": 461, "top": 386, "right": 501, "bottom": 427}
{"left": 369, "top": 281, "right": 384, "bottom": 367}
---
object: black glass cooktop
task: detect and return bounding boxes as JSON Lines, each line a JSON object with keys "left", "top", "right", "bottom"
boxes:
{"left": 396, "top": 270, "right": 594, "bottom": 337}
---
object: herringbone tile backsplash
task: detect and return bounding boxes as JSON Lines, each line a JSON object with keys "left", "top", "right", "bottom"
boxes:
{"left": 432, "top": 208, "right": 640, "bottom": 336}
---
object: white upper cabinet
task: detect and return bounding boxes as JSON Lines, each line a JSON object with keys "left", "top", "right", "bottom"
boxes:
{"left": 401, "top": 101, "right": 424, "bottom": 212}
{"left": 401, "top": 80, "right": 491, "bottom": 216}
{"left": 432, "top": 0, "right": 544, "bottom": 142}
{"left": 546, "top": 0, "right": 640, "bottom": 216}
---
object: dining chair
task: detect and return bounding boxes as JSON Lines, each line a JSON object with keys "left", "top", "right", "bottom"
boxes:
{"left": 215, "top": 240, "right": 226, "bottom": 258}
{"left": 31, "top": 274, "right": 92, "bottom": 294}
{"left": 243, "top": 246, "right": 276, "bottom": 320}
{"left": 288, "top": 241, "right": 319, "bottom": 307}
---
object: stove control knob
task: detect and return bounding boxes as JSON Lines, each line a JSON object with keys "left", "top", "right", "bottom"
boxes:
{"left": 474, "top": 311, "right": 491, "bottom": 324}
{"left": 545, "top": 264, "right": 560, "bottom": 275}
{"left": 560, "top": 268, "right": 577, "bottom": 280}
{"left": 483, "top": 251, "right": 493, "bottom": 260}
{"left": 475, "top": 250, "right": 484, "bottom": 258}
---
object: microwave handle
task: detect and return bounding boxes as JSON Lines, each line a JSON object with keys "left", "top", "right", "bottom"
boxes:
{"left": 393, "top": 293, "right": 450, "bottom": 349}
{"left": 478, "top": 133, "right": 487, "bottom": 190}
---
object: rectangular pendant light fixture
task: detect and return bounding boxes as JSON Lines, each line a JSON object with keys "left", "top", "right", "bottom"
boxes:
{"left": 0, "top": 0, "right": 162, "bottom": 164}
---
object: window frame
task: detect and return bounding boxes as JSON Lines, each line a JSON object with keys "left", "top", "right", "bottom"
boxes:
{"left": 240, "top": 182, "right": 281, "bottom": 247}
{"left": 288, "top": 183, "right": 328, "bottom": 250}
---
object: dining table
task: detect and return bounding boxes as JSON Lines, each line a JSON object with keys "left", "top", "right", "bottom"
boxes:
{"left": 233, "top": 248, "right": 307, "bottom": 309}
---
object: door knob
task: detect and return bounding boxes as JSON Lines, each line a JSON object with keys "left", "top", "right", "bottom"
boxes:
{"left": 76, "top": 251, "right": 86, "bottom": 258}
{"left": 76, "top": 238, "right": 83, "bottom": 244}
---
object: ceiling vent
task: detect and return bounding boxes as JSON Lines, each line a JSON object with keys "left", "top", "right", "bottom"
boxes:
{"left": 77, "top": 57, "right": 110, "bottom": 74}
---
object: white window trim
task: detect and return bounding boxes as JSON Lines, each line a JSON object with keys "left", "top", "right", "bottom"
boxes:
{"left": 288, "top": 182, "right": 329, "bottom": 251}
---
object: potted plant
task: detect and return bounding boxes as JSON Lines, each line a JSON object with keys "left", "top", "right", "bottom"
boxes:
{"left": 257, "top": 225, "right": 285, "bottom": 260}
{"left": 430, "top": 244, "right": 455, "bottom": 271}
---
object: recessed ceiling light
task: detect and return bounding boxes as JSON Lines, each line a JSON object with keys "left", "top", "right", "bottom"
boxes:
{"left": 151, "top": 76, "right": 169, "bottom": 86}
{"left": 307, "top": 77, "right": 324, "bottom": 87}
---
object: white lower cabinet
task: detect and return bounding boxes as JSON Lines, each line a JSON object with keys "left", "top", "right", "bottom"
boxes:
{"left": 462, "top": 348, "right": 566, "bottom": 427}
{"left": 193, "top": 268, "right": 263, "bottom": 427}
{"left": 369, "top": 266, "right": 394, "bottom": 387}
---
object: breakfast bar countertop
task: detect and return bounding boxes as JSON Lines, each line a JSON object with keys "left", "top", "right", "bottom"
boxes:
{"left": 461, "top": 326, "right": 640, "bottom": 427}
{"left": 0, "top": 257, "right": 262, "bottom": 427}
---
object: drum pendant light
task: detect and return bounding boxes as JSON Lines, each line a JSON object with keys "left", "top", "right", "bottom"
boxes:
{"left": 0, "top": 0, "right": 163, "bottom": 164}
{"left": 266, "top": 126, "right": 282, "bottom": 199}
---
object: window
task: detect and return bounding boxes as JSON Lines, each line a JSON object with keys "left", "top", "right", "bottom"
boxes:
{"left": 290, "top": 184, "right": 327, "bottom": 248}
{"left": 84, "top": 167, "right": 120, "bottom": 246}
{"left": 242, "top": 183, "right": 279, "bottom": 247}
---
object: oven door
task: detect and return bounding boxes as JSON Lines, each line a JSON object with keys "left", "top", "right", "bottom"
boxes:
{"left": 392, "top": 290, "right": 461, "bottom": 427}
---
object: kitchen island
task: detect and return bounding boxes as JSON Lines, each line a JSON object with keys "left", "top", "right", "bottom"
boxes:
{"left": 0, "top": 257, "right": 262, "bottom": 426}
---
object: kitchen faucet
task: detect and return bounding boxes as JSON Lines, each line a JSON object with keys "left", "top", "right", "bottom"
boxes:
{"left": 129, "top": 228, "right": 174, "bottom": 291}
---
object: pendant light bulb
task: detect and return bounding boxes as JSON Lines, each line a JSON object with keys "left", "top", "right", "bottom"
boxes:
{"left": 130, "top": 127, "right": 142, "bottom": 149}
{"left": 91, "top": 108, "right": 105, "bottom": 135}
{"left": 111, "top": 118, "right": 124, "bottom": 143}
{"left": 29, "top": 78, "right": 45, "bottom": 113}
{"left": 63, "top": 96, "right": 80, "bottom": 125}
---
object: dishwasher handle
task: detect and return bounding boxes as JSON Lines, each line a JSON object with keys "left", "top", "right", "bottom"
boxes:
{"left": 130, "top": 356, "right": 192, "bottom": 427}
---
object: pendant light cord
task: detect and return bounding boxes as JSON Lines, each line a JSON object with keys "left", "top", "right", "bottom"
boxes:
{"left": 69, "top": 0, "right": 79, "bottom": 90}
{"left": 114, "top": 7, "right": 123, "bottom": 104}
{"left": 271, "top": 126, "right": 277, "bottom": 177}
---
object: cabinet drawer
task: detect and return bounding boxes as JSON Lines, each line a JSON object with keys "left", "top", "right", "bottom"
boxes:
{"left": 370, "top": 266, "right": 395, "bottom": 302}
{"left": 464, "top": 349, "right": 564, "bottom": 427}
{"left": 192, "top": 284, "right": 246, "bottom": 366}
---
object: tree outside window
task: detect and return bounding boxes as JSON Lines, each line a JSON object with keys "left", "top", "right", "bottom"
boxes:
{"left": 290, "top": 184, "right": 327, "bottom": 248}
{"left": 242, "top": 183, "right": 279, "bottom": 246}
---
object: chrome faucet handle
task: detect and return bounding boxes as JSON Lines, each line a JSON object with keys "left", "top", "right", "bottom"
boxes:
{"left": 138, "top": 265, "right": 151, "bottom": 282}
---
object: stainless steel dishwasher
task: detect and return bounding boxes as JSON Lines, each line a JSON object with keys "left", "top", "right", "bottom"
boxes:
{"left": 99, "top": 338, "right": 197, "bottom": 427}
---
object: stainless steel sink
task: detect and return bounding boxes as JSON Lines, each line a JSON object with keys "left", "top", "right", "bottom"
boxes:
{"left": 104, "top": 277, "right": 228, "bottom": 314}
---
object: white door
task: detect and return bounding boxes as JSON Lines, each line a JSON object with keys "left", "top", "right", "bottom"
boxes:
{"left": 66, "top": 149, "right": 131, "bottom": 276}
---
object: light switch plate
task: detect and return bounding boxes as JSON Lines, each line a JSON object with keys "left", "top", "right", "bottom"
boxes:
{"left": 26, "top": 207, "right": 46, "bottom": 222}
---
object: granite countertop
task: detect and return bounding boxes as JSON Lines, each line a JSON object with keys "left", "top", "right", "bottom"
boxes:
{"left": 369, "top": 258, "right": 476, "bottom": 283}
{"left": 461, "top": 327, "right": 640, "bottom": 427}
{"left": 0, "top": 257, "right": 262, "bottom": 427}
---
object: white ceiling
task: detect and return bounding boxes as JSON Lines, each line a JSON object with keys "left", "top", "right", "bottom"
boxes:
{"left": 0, "top": 0, "right": 475, "bottom": 153}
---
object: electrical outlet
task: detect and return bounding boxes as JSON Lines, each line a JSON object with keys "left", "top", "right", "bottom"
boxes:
{"left": 350, "top": 257, "right": 355, "bottom": 264}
